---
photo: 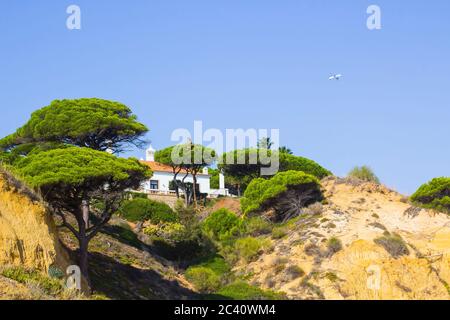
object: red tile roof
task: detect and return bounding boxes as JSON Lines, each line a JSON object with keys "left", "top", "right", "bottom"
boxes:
{"left": 141, "top": 161, "right": 209, "bottom": 176}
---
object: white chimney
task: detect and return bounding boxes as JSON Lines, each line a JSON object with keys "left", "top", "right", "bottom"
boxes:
{"left": 219, "top": 173, "right": 225, "bottom": 190}
{"left": 146, "top": 145, "right": 155, "bottom": 162}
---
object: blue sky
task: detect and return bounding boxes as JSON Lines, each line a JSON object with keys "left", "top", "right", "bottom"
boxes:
{"left": 0, "top": 1, "right": 449, "bottom": 194}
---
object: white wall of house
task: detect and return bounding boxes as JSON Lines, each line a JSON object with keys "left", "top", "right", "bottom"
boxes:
{"left": 142, "top": 171, "right": 211, "bottom": 194}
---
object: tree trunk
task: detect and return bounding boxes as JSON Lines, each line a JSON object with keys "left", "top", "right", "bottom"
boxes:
{"left": 78, "top": 236, "right": 91, "bottom": 294}
{"left": 181, "top": 173, "right": 190, "bottom": 206}
{"left": 174, "top": 180, "right": 180, "bottom": 198}
{"left": 173, "top": 170, "right": 180, "bottom": 199}
{"left": 77, "top": 210, "right": 92, "bottom": 294}
{"left": 193, "top": 174, "right": 197, "bottom": 207}
{"left": 82, "top": 199, "right": 90, "bottom": 229}
{"left": 186, "top": 188, "right": 192, "bottom": 206}
{"left": 237, "top": 184, "right": 241, "bottom": 197}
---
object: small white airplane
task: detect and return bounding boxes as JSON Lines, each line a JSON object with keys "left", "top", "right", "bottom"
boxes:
{"left": 328, "top": 74, "right": 343, "bottom": 80}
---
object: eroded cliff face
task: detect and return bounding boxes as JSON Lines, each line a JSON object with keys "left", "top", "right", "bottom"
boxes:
{"left": 238, "top": 177, "right": 450, "bottom": 300}
{"left": 329, "top": 238, "right": 450, "bottom": 300}
{"left": 0, "top": 171, "right": 69, "bottom": 272}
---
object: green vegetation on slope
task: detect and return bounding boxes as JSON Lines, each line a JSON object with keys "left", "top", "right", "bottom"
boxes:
{"left": 348, "top": 166, "right": 380, "bottom": 183}
{"left": 202, "top": 208, "right": 241, "bottom": 242}
{"left": 241, "top": 170, "right": 322, "bottom": 218}
{"left": 374, "top": 233, "right": 410, "bottom": 258}
{"left": 216, "top": 282, "right": 285, "bottom": 300}
{"left": 218, "top": 149, "right": 331, "bottom": 195}
{"left": 411, "top": 177, "right": 450, "bottom": 214}
{"left": 119, "top": 198, "right": 177, "bottom": 223}
{"left": 279, "top": 153, "right": 331, "bottom": 179}
{"left": 1, "top": 266, "right": 66, "bottom": 297}
{"left": 12, "top": 146, "right": 151, "bottom": 291}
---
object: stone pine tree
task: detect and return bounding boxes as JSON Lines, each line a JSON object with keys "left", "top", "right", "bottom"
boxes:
{"left": 279, "top": 146, "right": 293, "bottom": 155}
{"left": 182, "top": 143, "right": 216, "bottom": 206}
{"left": 0, "top": 98, "right": 149, "bottom": 226}
{"left": 257, "top": 137, "right": 274, "bottom": 150}
{"left": 13, "top": 147, "right": 151, "bottom": 292}
{"left": 219, "top": 149, "right": 331, "bottom": 196}
{"left": 0, "top": 98, "right": 151, "bottom": 292}
{"left": 218, "top": 149, "right": 266, "bottom": 196}
{"left": 0, "top": 98, "right": 148, "bottom": 153}
{"left": 154, "top": 145, "right": 184, "bottom": 198}
{"left": 156, "top": 143, "right": 215, "bottom": 206}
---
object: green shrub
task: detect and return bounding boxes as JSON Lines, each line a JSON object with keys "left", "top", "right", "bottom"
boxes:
{"left": 410, "top": 177, "right": 450, "bottom": 214}
{"left": 144, "top": 222, "right": 186, "bottom": 241}
{"left": 194, "top": 256, "right": 231, "bottom": 277}
{"left": 234, "top": 237, "right": 271, "bottom": 262}
{"left": 150, "top": 215, "right": 215, "bottom": 262}
{"left": 161, "top": 223, "right": 184, "bottom": 240}
{"left": 271, "top": 257, "right": 288, "bottom": 274}
{"left": 185, "top": 256, "right": 231, "bottom": 294}
{"left": 126, "top": 191, "right": 149, "bottom": 199}
{"left": 274, "top": 264, "right": 286, "bottom": 274}
{"left": 348, "top": 166, "right": 380, "bottom": 183}
{"left": 217, "top": 281, "right": 285, "bottom": 300}
{"left": 304, "top": 243, "right": 321, "bottom": 257}
{"left": 105, "top": 224, "right": 142, "bottom": 248}
{"left": 202, "top": 208, "right": 241, "bottom": 241}
{"left": 369, "top": 222, "right": 387, "bottom": 231}
{"left": 325, "top": 222, "right": 336, "bottom": 229}
{"left": 174, "top": 201, "right": 198, "bottom": 225}
{"left": 152, "top": 236, "right": 213, "bottom": 262}
{"left": 271, "top": 227, "right": 288, "bottom": 239}
{"left": 272, "top": 257, "right": 288, "bottom": 266}
{"left": 325, "top": 272, "right": 338, "bottom": 282}
{"left": 119, "top": 198, "right": 177, "bottom": 223}
{"left": 186, "top": 267, "right": 221, "bottom": 293}
{"left": 279, "top": 153, "right": 331, "bottom": 179}
{"left": 374, "top": 233, "right": 410, "bottom": 258}
{"left": 300, "top": 278, "right": 325, "bottom": 299}
{"left": 218, "top": 150, "right": 331, "bottom": 195}
{"left": 209, "top": 168, "right": 221, "bottom": 189}
{"left": 303, "top": 202, "right": 324, "bottom": 216}
{"left": 1, "top": 267, "right": 64, "bottom": 296}
{"left": 285, "top": 265, "right": 305, "bottom": 280}
{"left": 241, "top": 171, "right": 323, "bottom": 218}
{"left": 242, "top": 217, "right": 273, "bottom": 236}
{"left": 47, "top": 265, "right": 65, "bottom": 279}
{"left": 327, "top": 237, "right": 343, "bottom": 256}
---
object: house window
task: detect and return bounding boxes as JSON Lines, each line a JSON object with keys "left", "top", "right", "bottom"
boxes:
{"left": 150, "top": 180, "right": 159, "bottom": 190}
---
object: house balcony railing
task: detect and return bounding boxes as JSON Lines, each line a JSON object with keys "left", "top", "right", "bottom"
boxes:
{"left": 144, "top": 189, "right": 180, "bottom": 196}
{"left": 137, "top": 188, "right": 232, "bottom": 198}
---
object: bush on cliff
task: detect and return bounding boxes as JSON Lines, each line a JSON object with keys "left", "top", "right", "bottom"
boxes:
{"left": 411, "top": 177, "right": 450, "bottom": 214}
{"left": 202, "top": 208, "right": 241, "bottom": 242}
{"left": 348, "top": 166, "right": 380, "bottom": 183}
{"left": 119, "top": 198, "right": 177, "bottom": 223}
{"left": 279, "top": 153, "right": 331, "bottom": 179}
{"left": 240, "top": 171, "right": 323, "bottom": 222}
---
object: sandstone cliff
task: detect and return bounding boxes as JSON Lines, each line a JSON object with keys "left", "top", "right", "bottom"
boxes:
{"left": 0, "top": 170, "right": 70, "bottom": 272}
{"left": 238, "top": 177, "right": 450, "bottom": 300}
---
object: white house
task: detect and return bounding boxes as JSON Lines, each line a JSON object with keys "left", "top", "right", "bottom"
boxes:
{"left": 140, "top": 145, "right": 228, "bottom": 197}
